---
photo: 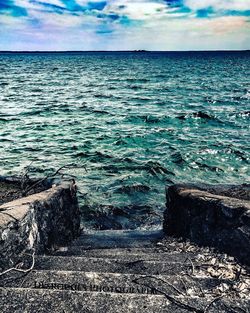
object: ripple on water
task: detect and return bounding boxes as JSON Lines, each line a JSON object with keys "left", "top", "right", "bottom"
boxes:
{"left": 0, "top": 51, "right": 249, "bottom": 229}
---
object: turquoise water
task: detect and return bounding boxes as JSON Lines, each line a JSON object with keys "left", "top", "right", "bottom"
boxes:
{"left": 0, "top": 52, "right": 249, "bottom": 229}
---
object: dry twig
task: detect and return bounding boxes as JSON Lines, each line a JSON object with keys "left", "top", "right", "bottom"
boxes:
{"left": 0, "top": 251, "right": 35, "bottom": 277}
{"left": 204, "top": 295, "right": 224, "bottom": 313}
{"left": 132, "top": 276, "right": 202, "bottom": 312}
{"left": 184, "top": 257, "right": 195, "bottom": 276}
{"left": 23, "top": 164, "right": 86, "bottom": 195}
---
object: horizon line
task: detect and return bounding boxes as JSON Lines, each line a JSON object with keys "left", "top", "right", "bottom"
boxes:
{"left": 0, "top": 49, "right": 249, "bottom": 53}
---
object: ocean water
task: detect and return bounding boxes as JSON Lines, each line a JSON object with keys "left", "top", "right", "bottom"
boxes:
{"left": 0, "top": 51, "right": 249, "bottom": 229}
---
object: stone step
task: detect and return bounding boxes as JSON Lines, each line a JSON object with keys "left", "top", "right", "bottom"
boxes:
{"left": 34, "top": 255, "right": 192, "bottom": 275}
{"left": 52, "top": 247, "right": 195, "bottom": 263}
{"left": 2, "top": 270, "right": 222, "bottom": 297}
{"left": 72, "top": 229, "right": 163, "bottom": 249}
{"left": 1, "top": 287, "right": 248, "bottom": 313}
{"left": 54, "top": 246, "right": 164, "bottom": 255}
{"left": 77, "top": 229, "right": 163, "bottom": 239}
{"left": 72, "top": 241, "right": 157, "bottom": 249}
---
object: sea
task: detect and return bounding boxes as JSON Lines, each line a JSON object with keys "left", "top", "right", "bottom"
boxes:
{"left": 0, "top": 51, "right": 249, "bottom": 229}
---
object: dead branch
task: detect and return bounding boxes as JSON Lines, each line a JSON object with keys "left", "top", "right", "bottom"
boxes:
{"left": 23, "top": 164, "right": 86, "bottom": 195}
{"left": 223, "top": 304, "right": 248, "bottom": 313}
{"left": 188, "top": 257, "right": 195, "bottom": 275}
{"left": 235, "top": 268, "right": 242, "bottom": 282}
{"left": 23, "top": 164, "right": 73, "bottom": 195}
{"left": 21, "top": 162, "right": 33, "bottom": 191}
{"left": 0, "top": 250, "right": 35, "bottom": 277}
{"left": 132, "top": 276, "right": 203, "bottom": 312}
{"left": 197, "top": 283, "right": 206, "bottom": 298}
{"left": 179, "top": 278, "right": 188, "bottom": 295}
{"left": 150, "top": 275, "right": 187, "bottom": 296}
{"left": 77, "top": 190, "right": 88, "bottom": 196}
{"left": 204, "top": 295, "right": 224, "bottom": 313}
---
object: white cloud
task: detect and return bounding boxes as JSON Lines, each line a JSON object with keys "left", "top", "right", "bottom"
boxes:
{"left": 15, "top": 0, "right": 66, "bottom": 9}
{"left": 1, "top": 0, "right": 250, "bottom": 50}
{"left": 35, "top": 12, "right": 84, "bottom": 28}
{"left": 0, "top": 15, "right": 28, "bottom": 28}
{"left": 103, "top": 14, "right": 250, "bottom": 51}
{"left": 185, "top": 0, "right": 250, "bottom": 11}
{"left": 104, "top": 1, "right": 166, "bottom": 20}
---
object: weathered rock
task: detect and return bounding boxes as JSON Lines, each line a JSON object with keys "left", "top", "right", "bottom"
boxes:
{"left": 0, "top": 175, "right": 56, "bottom": 206}
{"left": 0, "top": 179, "right": 80, "bottom": 271}
{"left": 164, "top": 183, "right": 250, "bottom": 265}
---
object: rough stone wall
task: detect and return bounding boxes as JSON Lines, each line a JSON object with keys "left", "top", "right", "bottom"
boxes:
{"left": 0, "top": 181, "right": 80, "bottom": 271}
{"left": 164, "top": 184, "right": 250, "bottom": 265}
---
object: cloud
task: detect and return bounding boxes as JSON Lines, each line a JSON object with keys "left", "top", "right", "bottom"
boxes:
{"left": 0, "top": 0, "right": 249, "bottom": 50}
{"left": 103, "top": 1, "right": 167, "bottom": 20}
{"left": 185, "top": 0, "right": 250, "bottom": 12}
{"left": 88, "top": 12, "right": 249, "bottom": 51}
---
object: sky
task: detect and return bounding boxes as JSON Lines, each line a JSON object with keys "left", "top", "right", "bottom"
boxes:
{"left": 0, "top": 0, "right": 250, "bottom": 51}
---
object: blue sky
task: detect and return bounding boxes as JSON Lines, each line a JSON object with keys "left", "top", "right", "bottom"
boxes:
{"left": 0, "top": 0, "right": 250, "bottom": 50}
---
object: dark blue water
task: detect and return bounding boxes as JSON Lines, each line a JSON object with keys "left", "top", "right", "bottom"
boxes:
{"left": 0, "top": 51, "right": 249, "bottom": 229}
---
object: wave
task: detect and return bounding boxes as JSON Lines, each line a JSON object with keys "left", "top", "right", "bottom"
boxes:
{"left": 115, "top": 184, "right": 151, "bottom": 194}
{"left": 125, "top": 115, "right": 169, "bottom": 124}
{"left": 0, "top": 52, "right": 249, "bottom": 230}
{"left": 176, "top": 111, "right": 222, "bottom": 123}
{"left": 81, "top": 203, "right": 162, "bottom": 230}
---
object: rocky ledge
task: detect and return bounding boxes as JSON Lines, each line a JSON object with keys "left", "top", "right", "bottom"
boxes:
{"left": 164, "top": 184, "right": 250, "bottom": 266}
{"left": 0, "top": 177, "right": 80, "bottom": 271}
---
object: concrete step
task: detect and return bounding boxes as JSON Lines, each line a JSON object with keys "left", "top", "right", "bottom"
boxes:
{"left": 2, "top": 270, "right": 222, "bottom": 297}
{"left": 72, "top": 229, "right": 164, "bottom": 249}
{"left": 53, "top": 246, "right": 164, "bottom": 255}
{"left": 76, "top": 229, "right": 163, "bottom": 239}
{"left": 1, "top": 287, "right": 248, "bottom": 313}
{"left": 34, "top": 255, "right": 192, "bottom": 275}
{"left": 52, "top": 247, "right": 196, "bottom": 262}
